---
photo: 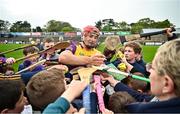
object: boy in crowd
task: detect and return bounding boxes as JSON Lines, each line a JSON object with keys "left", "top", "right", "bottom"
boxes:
{"left": 112, "top": 41, "right": 148, "bottom": 76}
{"left": 18, "top": 46, "right": 44, "bottom": 72}
{"left": 0, "top": 77, "right": 28, "bottom": 113}
{"left": 18, "top": 46, "right": 44, "bottom": 85}
{"left": 26, "top": 65, "right": 74, "bottom": 112}
{"left": 108, "top": 91, "right": 135, "bottom": 113}
{"left": 39, "top": 37, "right": 59, "bottom": 61}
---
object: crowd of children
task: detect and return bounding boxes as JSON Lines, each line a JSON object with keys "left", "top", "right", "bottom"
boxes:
{"left": 0, "top": 26, "right": 179, "bottom": 113}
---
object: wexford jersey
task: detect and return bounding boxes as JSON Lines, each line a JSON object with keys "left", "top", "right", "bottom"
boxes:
{"left": 66, "top": 41, "right": 101, "bottom": 57}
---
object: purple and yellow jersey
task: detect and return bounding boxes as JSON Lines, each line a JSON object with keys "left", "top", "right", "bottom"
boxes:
{"left": 66, "top": 41, "right": 101, "bottom": 57}
{"left": 65, "top": 41, "right": 101, "bottom": 72}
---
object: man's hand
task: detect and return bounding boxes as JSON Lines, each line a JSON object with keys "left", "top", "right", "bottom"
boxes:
{"left": 89, "top": 54, "right": 106, "bottom": 66}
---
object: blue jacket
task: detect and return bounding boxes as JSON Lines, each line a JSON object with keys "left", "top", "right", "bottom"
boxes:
{"left": 18, "top": 60, "right": 44, "bottom": 85}
{"left": 126, "top": 97, "right": 180, "bottom": 113}
{"left": 114, "top": 82, "right": 180, "bottom": 113}
{"left": 21, "top": 71, "right": 40, "bottom": 85}
{"left": 18, "top": 60, "right": 44, "bottom": 72}
{"left": 43, "top": 97, "right": 70, "bottom": 114}
{"left": 114, "top": 82, "right": 153, "bottom": 102}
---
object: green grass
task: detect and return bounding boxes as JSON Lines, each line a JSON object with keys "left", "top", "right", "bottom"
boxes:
{"left": 0, "top": 44, "right": 25, "bottom": 71}
{"left": 142, "top": 46, "right": 159, "bottom": 63}
{"left": 0, "top": 43, "right": 159, "bottom": 72}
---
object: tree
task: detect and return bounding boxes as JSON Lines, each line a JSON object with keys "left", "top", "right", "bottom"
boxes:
{"left": 62, "top": 22, "right": 76, "bottom": 31}
{"left": 10, "top": 21, "right": 31, "bottom": 32}
{"left": 45, "top": 20, "right": 75, "bottom": 32}
{"left": 0, "top": 19, "right": 11, "bottom": 32}
{"left": 101, "top": 19, "right": 116, "bottom": 31}
{"left": 153, "top": 19, "right": 172, "bottom": 28}
{"left": 61, "top": 27, "right": 74, "bottom": 32}
{"left": 102, "top": 25, "right": 113, "bottom": 31}
{"left": 62, "top": 22, "right": 71, "bottom": 28}
{"left": 95, "top": 20, "right": 102, "bottom": 30}
{"left": 46, "top": 20, "right": 62, "bottom": 32}
{"left": 116, "top": 21, "right": 130, "bottom": 31}
{"left": 130, "top": 18, "right": 173, "bottom": 33}
{"left": 32, "top": 26, "right": 42, "bottom": 32}
{"left": 131, "top": 24, "right": 143, "bottom": 34}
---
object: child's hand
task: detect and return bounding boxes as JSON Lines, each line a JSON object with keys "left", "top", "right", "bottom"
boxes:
{"left": 6, "top": 57, "right": 16, "bottom": 64}
{"left": 102, "top": 109, "right": 114, "bottom": 114}
{"left": 100, "top": 75, "right": 119, "bottom": 87}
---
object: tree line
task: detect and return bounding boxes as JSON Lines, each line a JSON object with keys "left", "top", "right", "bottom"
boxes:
{"left": 0, "top": 18, "right": 173, "bottom": 34}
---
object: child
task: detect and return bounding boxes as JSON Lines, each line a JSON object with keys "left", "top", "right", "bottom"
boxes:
{"left": 0, "top": 77, "right": 28, "bottom": 113}
{"left": 0, "top": 52, "right": 15, "bottom": 74}
{"left": 18, "top": 46, "right": 44, "bottom": 72}
{"left": 39, "top": 37, "right": 59, "bottom": 61}
{"left": 108, "top": 91, "right": 135, "bottom": 113}
{"left": 17, "top": 46, "right": 44, "bottom": 85}
{"left": 26, "top": 65, "right": 69, "bottom": 112}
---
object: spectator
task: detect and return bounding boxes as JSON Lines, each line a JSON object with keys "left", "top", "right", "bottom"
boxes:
{"left": 17, "top": 46, "right": 44, "bottom": 85}
{"left": 35, "top": 38, "right": 43, "bottom": 51}
{"left": 112, "top": 41, "right": 148, "bottom": 76}
{"left": 43, "top": 80, "right": 87, "bottom": 114}
{"left": 0, "top": 52, "right": 15, "bottom": 74}
{"left": 26, "top": 67, "right": 66, "bottom": 111}
{"left": 0, "top": 78, "right": 28, "bottom": 113}
{"left": 39, "top": 37, "right": 59, "bottom": 61}
{"left": 102, "top": 39, "right": 180, "bottom": 112}
{"left": 125, "top": 72, "right": 148, "bottom": 93}
{"left": 18, "top": 46, "right": 44, "bottom": 72}
{"left": 108, "top": 92, "right": 135, "bottom": 113}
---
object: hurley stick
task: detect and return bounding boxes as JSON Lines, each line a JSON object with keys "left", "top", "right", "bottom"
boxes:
{"left": 78, "top": 67, "right": 97, "bottom": 114}
{"left": 15, "top": 59, "right": 46, "bottom": 74}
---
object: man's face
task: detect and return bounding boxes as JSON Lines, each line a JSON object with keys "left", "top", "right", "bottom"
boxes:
{"left": 83, "top": 33, "right": 99, "bottom": 49}
{"left": 124, "top": 47, "right": 137, "bottom": 62}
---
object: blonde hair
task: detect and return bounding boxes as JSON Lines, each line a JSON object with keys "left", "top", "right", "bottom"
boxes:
{"left": 153, "top": 39, "right": 180, "bottom": 96}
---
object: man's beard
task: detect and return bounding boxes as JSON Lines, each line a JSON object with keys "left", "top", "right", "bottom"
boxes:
{"left": 83, "top": 41, "right": 97, "bottom": 49}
